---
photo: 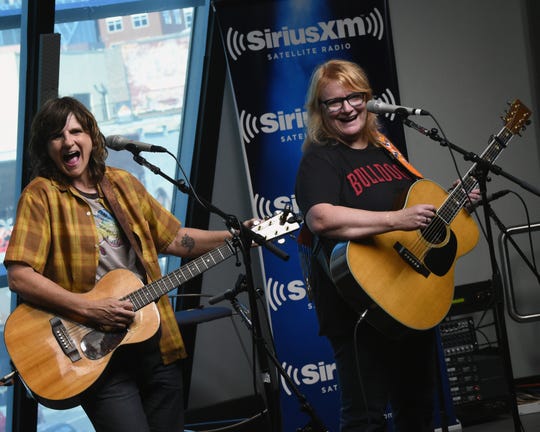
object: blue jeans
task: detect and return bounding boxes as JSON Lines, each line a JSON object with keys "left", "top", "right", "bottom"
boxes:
{"left": 80, "top": 335, "right": 184, "bottom": 432}
{"left": 328, "top": 322, "right": 436, "bottom": 432}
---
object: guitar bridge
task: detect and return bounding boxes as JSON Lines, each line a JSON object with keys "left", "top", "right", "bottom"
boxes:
{"left": 50, "top": 317, "right": 81, "bottom": 362}
{"left": 394, "top": 241, "right": 430, "bottom": 277}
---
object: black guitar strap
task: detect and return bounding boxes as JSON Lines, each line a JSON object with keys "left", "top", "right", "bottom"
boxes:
{"left": 297, "top": 224, "right": 333, "bottom": 302}
{"left": 312, "top": 234, "right": 332, "bottom": 280}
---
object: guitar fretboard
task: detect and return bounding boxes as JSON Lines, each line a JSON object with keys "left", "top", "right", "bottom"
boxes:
{"left": 438, "top": 125, "right": 513, "bottom": 225}
{"left": 124, "top": 241, "right": 235, "bottom": 311}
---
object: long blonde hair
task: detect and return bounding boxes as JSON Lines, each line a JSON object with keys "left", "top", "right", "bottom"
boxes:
{"left": 302, "top": 59, "right": 382, "bottom": 152}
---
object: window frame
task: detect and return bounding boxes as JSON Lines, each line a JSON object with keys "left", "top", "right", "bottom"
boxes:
{"left": 106, "top": 16, "right": 124, "bottom": 32}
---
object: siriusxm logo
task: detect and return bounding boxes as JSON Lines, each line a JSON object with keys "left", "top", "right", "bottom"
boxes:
{"left": 281, "top": 360, "right": 338, "bottom": 396}
{"left": 240, "top": 108, "right": 307, "bottom": 144}
{"left": 226, "top": 7, "right": 384, "bottom": 61}
{"left": 254, "top": 193, "right": 299, "bottom": 219}
{"left": 371, "top": 88, "right": 399, "bottom": 121}
{"left": 266, "top": 277, "right": 309, "bottom": 312}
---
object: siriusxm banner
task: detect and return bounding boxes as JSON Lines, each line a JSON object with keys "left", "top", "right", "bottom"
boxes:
{"left": 212, "top": 0, "right": 454, "bottom": 430}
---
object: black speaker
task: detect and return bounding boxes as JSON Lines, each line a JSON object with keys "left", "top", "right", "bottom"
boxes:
{"left": 450, "top": 280, "right": 493, "bottom": 316}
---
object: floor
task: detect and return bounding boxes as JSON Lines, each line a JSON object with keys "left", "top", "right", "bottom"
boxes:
{"left": 463, "top": 411, "right": 540, "bottom": 432}
{"left": 453, "top": 402, "right": 540, "bottom": 432}
{"left": 184, "top": 395, "right": 540, "bottom": 432}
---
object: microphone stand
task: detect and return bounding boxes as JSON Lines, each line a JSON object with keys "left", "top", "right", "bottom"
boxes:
{"left": 212, "top": 274, "right": 329, "bottom": 432}
{"left": 487, "top": 206, "right": 540, "bottom": 320}
{"left": 399, "top": 114, "right": 539, "bottom": 432}
{"left": 400, "top": 116, "right": 540, "bottom": 198}
{"left": 126, "top": 150, "right": 297, "bottom": 431}
{"left": 128, "top": 150, "right": 289, "bottom": 261}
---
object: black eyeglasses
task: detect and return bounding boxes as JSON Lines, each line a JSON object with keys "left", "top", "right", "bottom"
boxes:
{"left": 320, "top": 92, "right": 366, "bottom": 113}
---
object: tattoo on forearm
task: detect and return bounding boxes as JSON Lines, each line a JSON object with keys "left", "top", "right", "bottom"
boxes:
{"left": 181, "top": 233, "right": 195, "bottom": 253}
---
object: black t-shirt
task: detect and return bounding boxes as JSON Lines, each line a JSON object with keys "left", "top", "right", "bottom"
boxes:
{"left": 295, "top": 142, "right": 417, "bottom": 336}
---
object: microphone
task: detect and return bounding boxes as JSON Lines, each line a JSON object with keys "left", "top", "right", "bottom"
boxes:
{"left": 105, "top": 135, "right": 168, "bottom": 153}
{"left": 366, "top": 99, "right": 429, "bottom": 116}
{"left": 208, "top": 289, "right": 234, "bottom": 305}
{"left": 479, "top": 189, "right": 511, "bottom": 205}
{"left": 208, "top": 274, "right": 247, "bottom": 305}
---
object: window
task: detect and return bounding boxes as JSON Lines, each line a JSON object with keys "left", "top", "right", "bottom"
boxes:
{"left": 106, "top": 16, "right": 123, "bottom": 33}
{"left": 0, "top": 17, "right": 20, "bottom": 431}
{"left": 162, "top": 11, "right": 172, "bottom": 25}
{"left": 0, "top": 0, "right": 207, "bottom": 430}
{"left": 131, "top": 13, "right": 149, "bottom": 29}
{"left": 184, "top": 9, "right": 193, "bottom": 27}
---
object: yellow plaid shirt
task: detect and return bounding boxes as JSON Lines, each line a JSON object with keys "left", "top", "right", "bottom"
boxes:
{"left": 5, "top": 166, "right": 186, "bottom": 363}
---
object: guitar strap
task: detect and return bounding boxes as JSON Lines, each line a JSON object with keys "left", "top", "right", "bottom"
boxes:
{"left": 297, "top": 224, "right": 332, "bottom": 300}
{"left": 100, "top": 175, "right": 151, "bottom": 280}
{"left": 378, "top": 133, "right": 424, "bottom": 179}
{"left": 312, "top": 236, "right": 332, "bottom": 279}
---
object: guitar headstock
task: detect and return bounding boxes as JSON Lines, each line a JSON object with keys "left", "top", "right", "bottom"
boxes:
{"left": 504, "top": 99, "right": 532, "bottom": 136}
{"left": 251, "top": 210, "right": 301, "bottom": 242}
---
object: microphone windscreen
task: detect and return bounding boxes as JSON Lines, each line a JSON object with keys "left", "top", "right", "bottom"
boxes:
{"left": 105, "top": 135, "right": 127, "bottom": 150}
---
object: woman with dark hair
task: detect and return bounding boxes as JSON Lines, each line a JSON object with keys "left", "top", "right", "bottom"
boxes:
{"left": 295, "top": 60, "right": 479, "bottom": 431}
{"left": 28, "top": 96, "right": 108, "bottom": 185}
{"left": 5, "top": 97, "right": 235, "bottom": 432}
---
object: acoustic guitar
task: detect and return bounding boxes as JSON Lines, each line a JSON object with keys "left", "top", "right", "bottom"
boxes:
{"left": 329, "top": 99, "right": 531, "bottom": 335}
{"left": 4, "top": 211, "right": 299, "bottom": 409}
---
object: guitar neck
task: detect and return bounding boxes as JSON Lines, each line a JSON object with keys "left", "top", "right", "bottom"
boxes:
{"left": 113, "top": 210, "right": 300, "bottom": 312}
{"left": 438, "top": 124, "right": 514, "bottom": 224}
{"left": 124, "top": 241, "right": 235, "bottom": 311}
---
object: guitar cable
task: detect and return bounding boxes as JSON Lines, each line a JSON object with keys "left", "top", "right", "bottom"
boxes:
{"left": 352, "top": 309, "right": 372, "bottom": 427}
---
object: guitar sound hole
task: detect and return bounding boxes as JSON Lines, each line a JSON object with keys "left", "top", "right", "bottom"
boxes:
{"left": 421, "top": 216, "right": 447, "bottom": 245}
{"left": 81, "top": 329, "right": 127, "bottom": 360}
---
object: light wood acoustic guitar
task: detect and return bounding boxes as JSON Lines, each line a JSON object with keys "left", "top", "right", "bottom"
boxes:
{"left": 4, "top": 211, "right": 299, "bottom": 409}
{"left": 329, "top": 99, "right": 531, "bottom": 336}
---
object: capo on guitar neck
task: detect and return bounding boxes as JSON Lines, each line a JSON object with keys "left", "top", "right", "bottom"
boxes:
{"left": 491, "top": 134, "right": 507, "bottom": 148}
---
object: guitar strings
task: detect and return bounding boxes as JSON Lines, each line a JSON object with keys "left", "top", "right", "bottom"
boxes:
{"left": 403, "top": 129, "right": 507, "bottom": 262}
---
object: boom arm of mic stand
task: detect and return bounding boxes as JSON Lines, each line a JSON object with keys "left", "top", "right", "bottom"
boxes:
{"left": 129, "top": 152, "right": 290, "bottom": 261}
{"left": 130, "top": 151, "right": 188, "bottom": 192}
{"left": 400, "top": 117, "right": 540, "bottom": 198}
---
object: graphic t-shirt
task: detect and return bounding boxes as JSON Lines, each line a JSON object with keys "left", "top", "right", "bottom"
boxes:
{"left": 79, "top": 191, "right": 143, "bottom": 282}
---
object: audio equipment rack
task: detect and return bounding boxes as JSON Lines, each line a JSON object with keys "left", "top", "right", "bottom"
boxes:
{"left": 439, "top": 281, "right": 511, "bottom": 425}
